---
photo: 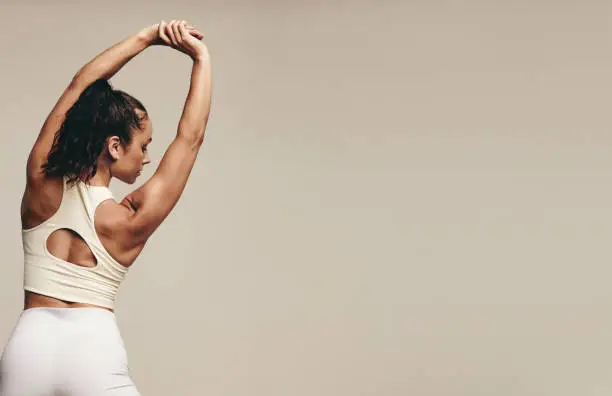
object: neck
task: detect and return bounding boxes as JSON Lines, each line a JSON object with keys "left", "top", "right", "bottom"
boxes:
{"left": 87, "top": 167, "right": 112, "bottom": 187}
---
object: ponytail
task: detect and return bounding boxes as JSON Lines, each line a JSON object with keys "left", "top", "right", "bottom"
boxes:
{"left": 42, "top": 78, "right": 147, "bottom": 185}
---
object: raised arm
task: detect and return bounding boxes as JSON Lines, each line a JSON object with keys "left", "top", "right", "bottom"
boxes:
{"left": 121, "top": 21, "right": 212, "bottom": 244}
{"left": 26, "top": 22, "right": 203, "bottom": 183}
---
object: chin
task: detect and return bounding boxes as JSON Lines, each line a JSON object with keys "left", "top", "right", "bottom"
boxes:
{"left": 116, "top": 174, "right": 139, "bottom": 185}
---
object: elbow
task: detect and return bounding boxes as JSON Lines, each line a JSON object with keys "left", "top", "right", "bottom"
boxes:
{"left": 177, "top": 128, "right": 205, "bottom": 151}
{"left": 193, "top": 132, "right": 205, "bottom": 149}
{"left": 70, "top": 74, "right": 85, "bottom": 89}
{"left": 70, "top": 72, "right": 97, "bottom": 90}
{"left": 178, "top": 121, "right": 208, "bottom": 149}
{"left": 189, "top": 130, "right": 206, "bottom": 150}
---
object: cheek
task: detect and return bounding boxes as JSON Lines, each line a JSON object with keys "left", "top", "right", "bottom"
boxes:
{"left": 123, "top": 149, "right": 142, "bottom": 167}
{"left": 134, "top": 153, "right": 145, "bottom": 166}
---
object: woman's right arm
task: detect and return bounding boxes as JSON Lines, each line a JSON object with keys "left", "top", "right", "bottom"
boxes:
{"left": 121, "top": 21, "right": 213, "bottom": 244}
{"left": 26, "top": 30, "right": 153, "bottom": 183}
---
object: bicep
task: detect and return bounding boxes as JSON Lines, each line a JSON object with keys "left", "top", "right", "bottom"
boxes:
{"left": 27, "top": 77, "right": 88, "bottom": 181}
{"left": 124, "top": 134, "right": 203, "bottom": 243}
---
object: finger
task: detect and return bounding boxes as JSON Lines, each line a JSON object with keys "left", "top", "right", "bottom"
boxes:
{"left": 171, "top": 20, "right": 181, "bottom": 46}
{"left": 184, "top": 22, "right": 195, "bottom": 31}
{"left": 159, "top": 21, "right": 172, "bottom": 45}
{"left": 184, "top": 22, "right": 202, "bottom": 36}
{"left": 167, "top": 20, "right": 178, "bottom": 46}
{"left": 186, "top": 26, "right": 203, "bottom": 37}
{"left": 187, "top": 28, "right": 204, "bottom": 39}
{"left": 178, "top": 22, "right": 191, "bottom": 43}
{"left": 172, "top": 21, "right": 183, "bottom": 46}
{"left": 178, "top": 22, "right": 187, "bottom": 37}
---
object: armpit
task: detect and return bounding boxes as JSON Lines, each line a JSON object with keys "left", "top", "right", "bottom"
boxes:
{"left": 120, "top": 196, "right": 138, "bottom": 214}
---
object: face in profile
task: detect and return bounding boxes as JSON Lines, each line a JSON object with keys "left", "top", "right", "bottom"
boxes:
{"left": 110, "top": 110, "right": 153, "bottom": 184}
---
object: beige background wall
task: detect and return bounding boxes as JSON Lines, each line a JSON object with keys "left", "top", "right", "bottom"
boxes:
{"left": 2, "top": 0, "right": 612, "bottom": 395}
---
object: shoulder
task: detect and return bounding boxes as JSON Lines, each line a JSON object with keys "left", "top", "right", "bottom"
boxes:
{"left": 95, "top": 197, "right": 142, "bottom": 246}
{"left": 21, "top": 175, "right": 64, "bottom": 229}
{"left": 94, "top": 197, "right": 149, "bottom": 266}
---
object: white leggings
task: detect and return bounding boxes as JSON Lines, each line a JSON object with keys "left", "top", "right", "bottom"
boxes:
{"left": 0, "top": 307, "right": 140, "bottom": 396}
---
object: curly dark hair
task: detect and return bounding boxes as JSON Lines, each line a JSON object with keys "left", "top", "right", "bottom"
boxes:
{"left": 42, "top": 78, "right": 147, "bottom": 185}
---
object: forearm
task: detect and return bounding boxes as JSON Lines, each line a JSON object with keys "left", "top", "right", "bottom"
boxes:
{"left": 178, "top": 54, "right": 212, "bottom": 144}
{"left": 73, "top": 33, "right": 150, "bottom": 86}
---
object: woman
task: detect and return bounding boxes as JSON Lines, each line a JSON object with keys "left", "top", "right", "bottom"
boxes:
{"left": 0, "top": 19, "right": 212, "bottom": 395}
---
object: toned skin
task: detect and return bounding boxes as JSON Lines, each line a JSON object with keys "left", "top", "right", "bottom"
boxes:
{"left": 21, "top": 20, "right": 212, "bottom": 312}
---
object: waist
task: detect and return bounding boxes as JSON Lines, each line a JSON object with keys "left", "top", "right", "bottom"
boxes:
{"left": 24, "top": 290, "right": 114, "bottom": 312}
{"left": 20, "top": 305, "right": 117, "bottom": 322}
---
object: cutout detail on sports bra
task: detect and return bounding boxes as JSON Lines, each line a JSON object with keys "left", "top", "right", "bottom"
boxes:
{"left": 46, "top": 228, "right": 98, "bottom": 268}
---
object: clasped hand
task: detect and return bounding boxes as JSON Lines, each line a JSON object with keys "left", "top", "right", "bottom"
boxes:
{"left": 139, "top": 20, "right": 208, "bottom": 60}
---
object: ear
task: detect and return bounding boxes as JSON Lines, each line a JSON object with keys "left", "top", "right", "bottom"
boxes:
{"left": 107, "top": 136, "right": 123, "bottom": 161}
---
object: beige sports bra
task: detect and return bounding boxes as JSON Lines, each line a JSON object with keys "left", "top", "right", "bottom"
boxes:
{"left": 22, "top": 176, "right": 130, "bottom": 309}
